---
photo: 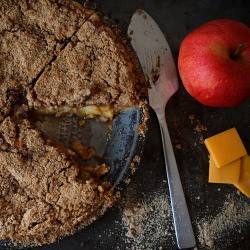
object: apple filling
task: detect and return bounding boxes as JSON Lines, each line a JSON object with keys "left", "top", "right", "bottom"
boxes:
{"left": 35, "top": 105, "right": 114, "bottom": 122}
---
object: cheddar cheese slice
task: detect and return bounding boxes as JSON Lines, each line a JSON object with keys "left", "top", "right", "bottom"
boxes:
{"left": 204, "top": 128, "right": 247, "bottom": 168}
{"left": 234, "top": 155, "right": 250, "bottom": 198}
{"left": 209, "top": 157, "right": 241, "bottom": 184}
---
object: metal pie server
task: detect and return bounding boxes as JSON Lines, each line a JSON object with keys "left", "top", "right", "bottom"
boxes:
{"left": 128, "top": 9, "right": 196, "bottom": 249}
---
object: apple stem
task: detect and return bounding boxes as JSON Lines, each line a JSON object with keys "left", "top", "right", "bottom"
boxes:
{"left": 232, "top": 43, "right": 245, "bottom": 59}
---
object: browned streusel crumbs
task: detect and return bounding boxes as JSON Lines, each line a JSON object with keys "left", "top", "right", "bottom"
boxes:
{"left": 133, "top": 155, "right": 141, "bottom": 164}
{"left": 137, "top": 101, "right": 149, "bottom": 137}
{"left": 194, "top": 124, "right": 207, "bottom": 133}
{"left": 0, "top": 0, "right": 94, "bottom": 121}
{"left": 27, "top": 13, "right": 147, "bottom": 112}
{"left": 130, "top": 156, "right": 141, "bottom": 174}
{"left": 0, "top": 0, "right": 148, "bottom": 247}
{"left": 190, "top": 114, "right": 207, "bottom": 134}
{"left": 188, "top": 115, "right": 207, "bottom": 145}
{"left": 0, "top": 117, "right": 118, "bottom": 247}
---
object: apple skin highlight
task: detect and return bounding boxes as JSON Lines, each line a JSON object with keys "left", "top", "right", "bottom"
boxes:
{"left": 178, "top": 19, "right": 250, "bottom": 107}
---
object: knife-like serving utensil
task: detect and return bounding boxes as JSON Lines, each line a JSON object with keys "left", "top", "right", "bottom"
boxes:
{"left": 128, "top": 9, "right": 196, "bottom": 249}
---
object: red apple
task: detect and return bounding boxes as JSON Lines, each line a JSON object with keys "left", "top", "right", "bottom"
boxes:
{"left": 178, "top": 19, "right": 250, "bottom": 107}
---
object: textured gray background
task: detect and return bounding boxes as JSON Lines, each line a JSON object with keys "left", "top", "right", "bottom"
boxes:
{"left": 27, "top": 1, "right": 250, "bottom": 250}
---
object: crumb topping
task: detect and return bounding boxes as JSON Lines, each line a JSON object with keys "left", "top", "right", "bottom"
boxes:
{"left": 27, "top": 14, "right": 147, "bottom": 111}
{"left": 0, "top": 117, "right": 118, "bottom": 246}
{"left": 0, "top": 0, "right": 93, "bottom": 121}
{"left": 0, "top": 0, "right": 147, "bottom": 247}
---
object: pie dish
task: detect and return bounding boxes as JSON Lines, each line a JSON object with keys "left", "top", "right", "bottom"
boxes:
{"left": 0, "top": 0, "right": 148, "bottom": 247}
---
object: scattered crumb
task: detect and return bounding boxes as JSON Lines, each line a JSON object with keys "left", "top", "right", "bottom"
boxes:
{"left": 133, "top": 155, "right": 141, "bottom": 164}
{"left": 130, "top": 162, "right": 136, "bottom": 174}
{"left": 194, "top": 124, "right": 207, "bottom": 133}
{"left": 188, "top": 115, "right": 207, "bottom": 145}
{"left": 121, "top": 184, "right": 174, "bottom": 250}
{"left": 137, "top": 100, "right": 149, "bottom": 137}
{"left": 199, "top": 135, "right": 205, "bottom": 144}
{"left": 196, "top": 193, "right": 250, "bottom": 248}
{"left": 189, "top": 114, "right": 196, "bottom": 124}
{"left": 129, "top": 155, "right": 142, "bottom": 174}
{"left": 123, "top": 178, "right": 131, "bottom": 185}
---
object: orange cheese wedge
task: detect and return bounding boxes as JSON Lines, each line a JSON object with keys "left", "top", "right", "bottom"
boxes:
{"left": 234, "top": 155, "right": 250, "bottom": 198}
{"left": 205, "top": 128, "right": 247, "bottom": 168}
{"left": 209, "top": 157, "right": 241, "bottom": 184}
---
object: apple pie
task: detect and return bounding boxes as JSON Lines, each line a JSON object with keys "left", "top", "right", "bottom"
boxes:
{"left": 0, "top": 0, "right": 147, "bottom": 247}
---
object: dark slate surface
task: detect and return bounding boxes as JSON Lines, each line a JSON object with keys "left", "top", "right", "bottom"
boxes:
{"left": 6, "top": 1, "right": 250, "bottom": 250}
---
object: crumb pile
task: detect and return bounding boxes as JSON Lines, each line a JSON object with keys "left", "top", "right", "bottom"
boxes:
{"left": 120, "top": 184, "right": 174, "bottom": 250}
{"left": 196, "top": 193, "right": 250, "bottom": 249}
